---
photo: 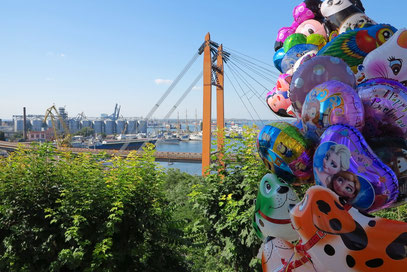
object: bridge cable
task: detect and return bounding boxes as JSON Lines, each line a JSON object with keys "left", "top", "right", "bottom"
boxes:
{"left": 224, "top": 46, "right": 281, "bottom": 77}
{"left": 228, "top": 53, "right": 281, "bottom": 80}
{"left": 228, "top": 54, "right": 278, "bottom": 84}
{"left": 226, "top": 60, "right": 270, "bottom": 106}
{"left": 224, "top": 72, "right": 256, "bottom": 122}
{"left": 225, "top": 57, "right": 286, "bottom": 122}
{"left": 225, "top": 62, "right": 265, "bottom": 125}
{"left": 163, "top": 71, "right": 203, "bottom": 120}
{"left": 144, "top": 51, "right": 200, "bottom": 121}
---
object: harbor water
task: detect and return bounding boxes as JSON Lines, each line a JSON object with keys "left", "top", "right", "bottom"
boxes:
{"left": 152, "top": 120, "right": 280, "bottom": 175}
{"left": 156, "top": 140, "right": 203, "bottom": 175}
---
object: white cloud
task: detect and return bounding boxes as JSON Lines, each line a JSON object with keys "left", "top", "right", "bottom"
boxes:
{"left": 60, "top": 53, "right": 65, "bottom": 57}
{"left": 192, "top": 86, "right": 201, "bottom": 90}
{"left": 154, "top": 78, "right": 173, "bottom": 85}
{"left": 45, "top": 77, "right": 54, "bottom": 81}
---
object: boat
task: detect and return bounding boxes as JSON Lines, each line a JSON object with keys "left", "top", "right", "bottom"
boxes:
{"left": 189, "top": 132, "right": 202, "bottom": 141}
{"left": 87, "top": 137, "right": 157, "bottom": 150}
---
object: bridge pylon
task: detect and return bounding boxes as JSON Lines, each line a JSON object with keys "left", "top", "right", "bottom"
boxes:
{"left": 202, "top": 33, "right": 225, "bottom": 176}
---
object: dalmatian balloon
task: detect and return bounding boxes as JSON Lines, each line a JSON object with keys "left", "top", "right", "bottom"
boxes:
{"left": 253, "top": 173, "right": 300, "bottom": 242}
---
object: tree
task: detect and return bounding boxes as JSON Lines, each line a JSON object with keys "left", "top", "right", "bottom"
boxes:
{"left": 0, "top": 143, "right": 189, "bottom": 271}
{"left": 75, "top": 127, "right": 94, "bottom": 137}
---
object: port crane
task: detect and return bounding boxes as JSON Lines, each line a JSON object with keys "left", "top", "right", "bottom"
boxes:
{"left": 43, "top": 105, "right": 72, "bottom": 148}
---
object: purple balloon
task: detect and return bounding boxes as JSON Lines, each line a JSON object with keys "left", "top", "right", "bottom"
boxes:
{"left": 301, "top": 80, "right": 364, "bottom": 143}
{"left": 313, "top": 124, "right": 399, "bottom": 212}
{"left": 357, "top": 78, "right": 407, "bottom": 138}
{"left": 290, "top": 56, "right": 356, "bottom": 117}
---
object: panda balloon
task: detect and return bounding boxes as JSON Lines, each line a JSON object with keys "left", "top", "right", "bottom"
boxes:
{"left": 320, "top": 0, "right": 375, "bottom": 37}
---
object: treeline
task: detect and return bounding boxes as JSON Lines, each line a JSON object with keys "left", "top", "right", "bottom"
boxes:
{"left": 0, "top": 128, "right": 406, "bottom": 271}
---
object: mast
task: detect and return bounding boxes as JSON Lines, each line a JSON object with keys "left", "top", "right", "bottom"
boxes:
{"left": 185, "top": 109, "right": 189, "bottom": 132}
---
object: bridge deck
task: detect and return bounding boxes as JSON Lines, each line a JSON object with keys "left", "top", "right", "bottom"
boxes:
{"left": 0, "top": 141, "right": 202, "bottom": 163}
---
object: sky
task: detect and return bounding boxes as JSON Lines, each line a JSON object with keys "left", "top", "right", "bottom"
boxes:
{"left": 0, "top": 0, "right": 405, "bottom": 120}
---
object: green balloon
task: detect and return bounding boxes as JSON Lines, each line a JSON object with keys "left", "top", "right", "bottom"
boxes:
{"left": 306, "top": 33, "right": 327, "bottom": 49}
{"left": 283, "top": 33, "right": 307, "bottom": 52}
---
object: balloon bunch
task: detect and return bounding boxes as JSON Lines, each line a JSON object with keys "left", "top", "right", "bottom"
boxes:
{"left": 256, "top": 1, "right": 407, "bottom": 271}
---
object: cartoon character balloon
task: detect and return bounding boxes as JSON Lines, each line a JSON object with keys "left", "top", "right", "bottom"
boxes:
{"left": 257, "top": 122, "right": 314, "bottom": 183}
{"left": 296, "top": 19, "right": 327, "bottom": 39}
{"left": 314, "top": 124, "right": 399, "bottom": 212}
{"left": 275, "top": 0, "right": 323, "bottom": 51}
{"left": 361, "top": 28, "right": 407, "bottom": 86}
{"left": 253, "top": 173, "right": 300, "bottom": 241}
{"left": 266, "top": 88, "right": 292, "bottom": 118}
{"left": 290, "top": 186, "right": 407, "bottom": 272}
{"left": 357, "top": 78, "right": 407, "bottom": 138}
{"left": 253, "top": 174, "right": 316, "bottom": 272}
{"left": 301, "top": 80, "right": 364, "bottom": 142}
{"left": 290, "top": 56, "right": 356, "bottom": 116}
{"left": 320, "top": 0, "right": 375, "bottom": 35}
{"left": 317, "top": 24, "right": 397, "bottom": 72}
{"left": 281, "top": 44, "right": 319, "bottom": 74}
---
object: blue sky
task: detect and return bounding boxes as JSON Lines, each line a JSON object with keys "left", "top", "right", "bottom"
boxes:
{"left": 0, "top": 0, "right": 405, "bottom": 120}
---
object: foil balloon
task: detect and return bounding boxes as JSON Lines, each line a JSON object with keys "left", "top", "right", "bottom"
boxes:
{"left": 357, "top": 78, "right": 407, "bottom": 138}
{"left": 301, "top": 80, "right": 364, "bottom": 143}
{"left": 296, "top": 19, "right": 327, "bottom": 38}
{"left": 274, "top": 0, "right": 322, "bottom": 51}
{"left": 314, "top": 124, "right": 398, "bottom": 212}
{"left": 253, "top": 173, "right": 299, "bottom": 241}
{"left": 283, "top": 33, "right": 308, "bottom": 53}
{"left": 320, "top": 0, "right": 375, "bottom": 34}
{"left": 273, "top": 48, "right": 285, "bottom": 73}
{"left": 292, "top": 50, "right": 317, "bottom": 74}
{"left": 368, "top": 137, "right": 407, "bottom": 207}
{"left": 276, "top": 73, "right": 292, "bottom": 91}
{"left": 361, "top": 28, "right": 407, "bottom": 86}
{"left": 275, "top": 24, "right": 297, "bottom": 51}
{"left": 317, "top": 24, "right": 397, "bottom": 72}
{"left": 290, "top": 56, "right": 356, "bottom": 116}
{"left": 293, "top": 1, "right": 318, "bottom": 24}
{"left": 257, "top": 122, "right": 313, "bottom": 183}
{"left": 290, "top": 186, "right": 407, "bottom": 272}
{"left": 253, "top": 174, "right": 316, "bottom": 272}
{"left": 266, "top": 88, "right": 292, "bottom": 118}
{"left": 260, "top": 237, "right": 316, "bottom": 272}
{"left": 306, "top": 33, "right": 327, "bottom": 49}
{"left": 281, "top": 44, "right": 318, "bottom": 74}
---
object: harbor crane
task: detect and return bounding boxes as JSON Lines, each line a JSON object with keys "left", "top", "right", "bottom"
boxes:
{"left": 43, "top": 105, "right": 72, "bottom": 148}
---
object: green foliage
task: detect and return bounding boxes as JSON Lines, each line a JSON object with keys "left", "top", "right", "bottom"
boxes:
{"left": 188, "top": 126, "right": 268, "bottom": 271}
{"left": 0, "top": 143, "right": 188, "bottom": 271}
{"left": 75, "top": 127, "right": 95, "bottom": 137}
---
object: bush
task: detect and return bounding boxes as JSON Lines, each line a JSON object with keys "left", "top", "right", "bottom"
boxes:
{"left": 188, "top": 126, "right": 269, "bottom": 271}
{"left": 0, "top": 143, "right": 188, "bottom": 271}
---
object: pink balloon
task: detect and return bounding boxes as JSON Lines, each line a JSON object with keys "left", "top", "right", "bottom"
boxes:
{"left": 276, "top": 73, "right": 292, "bottom": 91}
{"left": 295, "top": 19, "right": 327, "bottom": 38}
{"left": 290, "top": 56, "right": 356, "bottom": 117}
{"left": 276, "top": 26, "right": 296, "bottom": 43}
{"left": 266, "top": 87, "right": 293, "bottom": 118}
{"left": 293, "top": 2, "right": 315, "bottom": 24}
{"left": 301, "top": 80, "right": 364, "bottom": 142}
